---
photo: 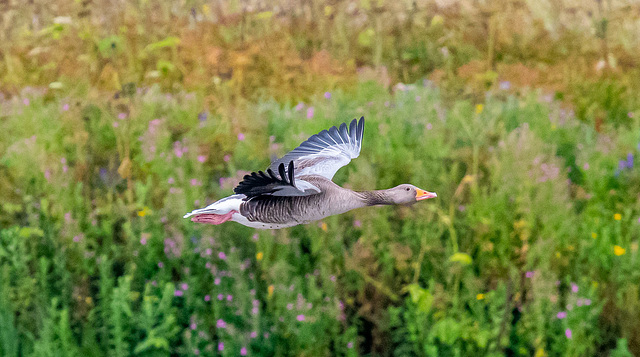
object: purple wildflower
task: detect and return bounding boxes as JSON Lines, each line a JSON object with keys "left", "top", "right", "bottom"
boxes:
{"left": 324, "top": 92, "right": 332, "bottom": 99}
{"left": 565, "top": 329, "right": 572, "bottom": 339}
{"left": 306, "top": 107, "right": 314, "bottom": 119}
{"left": 198, "top": 111, "right": 208, "bottom": 121}
{"left": 295, "top": 102, "right": 304, "bottom": 111}
{"left": 174, "top": 290, "right": 183, "bottom": 297}
{"left": 525, "top": 271, "right": 535, "bottom": 278}
{"left": 240, "top": 347, "right": 247, "bottom": 356}
{"left": 348, "top": 342, "right": 354, "bottom": 348}
{"left": 204, "top": 295, "right": 211, "bottom": 301}
{"left": 557, "top": 311, "right": 567, "bottom": 319}
{"left": 571, "top": 283, "right": 579, "bottom": 293}
{"left": 197, "top": 155, "right": 207, "bottom": 163}
{"left": 217, "top": 294, "right": 224, "bottom": 300}
{"left": 250, "top": 331, "right": 257, "bottom": 338}
{"left": 181, "top": 283, "right": 188, "bottom": 290}
{"left": 237, "top": 133, "right": 245, "bottom": 141}
{"left": 62, "top": 104, "right": 69, "bottom": 111}
{"left": 173, "top": 142, "right": 184, "bottom": 158}
{"left": 216, "top": 319, "right": 227, "bottom": 328}
{"left": 219, "top": 252, "right": 226, "bottom": 260}
{"left": 499, "top": 81, "right": 511, "bottom": 90}
{"left": 158, "top": 261, "right": 164, "bottom": 268}
{"left": 296, "top": 314, "right": 305, "bottom": 321}
{"left": 218, "top": 342, "right": 224, "bottom": 351}
{"left": 23, "top": 98, "right": 30, "bottom": 106}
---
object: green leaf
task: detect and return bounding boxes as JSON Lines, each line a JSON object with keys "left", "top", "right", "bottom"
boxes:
{"left": 358, "top": 28, "right": 375, "bottom": 47}
{"left": 255, "top": 11, "right": 273, "bottom": 20}
{"left": 18, "top": 227, "right": 44, "bottom": 238}
{"left": 97, "top": 35, "right": 124, "bottom": 57}
{"left": 449, "top": 252, "right": 472, "bottom": 265}
{"left": 144, "top": 37, "right": 180, "bottom": 52}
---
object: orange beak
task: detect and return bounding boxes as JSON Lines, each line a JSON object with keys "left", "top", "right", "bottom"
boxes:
{"left": 416, "top": 189, "right": 437, "bottom": 201}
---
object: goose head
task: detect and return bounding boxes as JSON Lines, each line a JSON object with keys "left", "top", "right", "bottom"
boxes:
{"left": 388, "top": 184, "right": 437, "bottom": 204}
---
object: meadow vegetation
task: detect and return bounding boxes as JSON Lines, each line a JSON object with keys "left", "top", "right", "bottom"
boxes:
{"left": 1, "top": 0, "right": 640, "bottom": 356}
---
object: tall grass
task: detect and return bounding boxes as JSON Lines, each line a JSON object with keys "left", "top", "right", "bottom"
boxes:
{"left": 1, "top": 79, "right": 639, "bottom": 355}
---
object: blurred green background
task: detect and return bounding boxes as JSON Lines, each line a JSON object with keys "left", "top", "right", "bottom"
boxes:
{"left": 1, "top": 0, "right": 640, "bottom": 356}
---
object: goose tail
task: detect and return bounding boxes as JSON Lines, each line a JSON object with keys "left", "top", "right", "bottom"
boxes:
{"left": 183, "top": 194, "right": 245, "bottom": 218}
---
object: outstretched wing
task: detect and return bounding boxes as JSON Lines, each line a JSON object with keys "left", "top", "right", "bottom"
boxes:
{"left": 234, "top": 161, "right": 320, "bottom": 199}
{"left": 268, "top": 117, "right": 364, "bottom": 180}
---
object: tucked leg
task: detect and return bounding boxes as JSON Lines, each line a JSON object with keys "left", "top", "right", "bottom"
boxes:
{"left": 191, "top": 211, "right": 236, "bottom": 225}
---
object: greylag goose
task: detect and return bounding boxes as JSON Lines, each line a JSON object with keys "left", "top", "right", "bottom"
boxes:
{"left": 183, "top": 117, "right": 436, "bottom": 229}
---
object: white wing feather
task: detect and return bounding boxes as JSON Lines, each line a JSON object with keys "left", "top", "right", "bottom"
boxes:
{"left": 268, "top": 117, "right": 364, "bottom": 180}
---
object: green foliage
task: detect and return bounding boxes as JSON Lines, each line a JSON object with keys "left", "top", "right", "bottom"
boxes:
{"left": 1, "top": 76, "right": 640, "bottom": 355}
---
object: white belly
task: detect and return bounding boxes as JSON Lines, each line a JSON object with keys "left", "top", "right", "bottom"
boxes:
{"left": 231, "top": 213, "right": 301, "bottom": 229}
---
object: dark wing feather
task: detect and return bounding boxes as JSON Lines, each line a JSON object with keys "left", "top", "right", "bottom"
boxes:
{"left": 234, "top": 161, "right": 319, "bottom": 199}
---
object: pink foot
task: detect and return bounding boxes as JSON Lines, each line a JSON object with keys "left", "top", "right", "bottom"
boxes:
{"left": 191, "top": 211, "right": 237, "bottom": 225}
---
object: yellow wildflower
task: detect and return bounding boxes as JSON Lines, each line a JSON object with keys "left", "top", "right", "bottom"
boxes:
{"left": 614, "top": 245, "right": 626, "bottom": 256}
{"left": 475, "top": 104, "right": 484, "bottom": 114}
{"left": 138, "top": 206, "right": 151, "bottom": 217}
{"left": 476, "top": 293, "right": 485, "bottom": 300}
{"left": 614, "top": 213, "right": 622, "bottom": 221}
{"left": 320, "top": 222, "right": 328, "bottom": 232}
{"left": 535, "top": 347, "right": 547, "bottom": 357}
{"left": 85, "top": 296, "right": 93, "bottom": 305}
{"left": 591, "top": 232, "right": 597, "bottom": 239}
{"left": 256, "top": 252, "right": 264, "bottom": 261}
{"left": 267, "top": 285, "right": 274, "bottom": 297}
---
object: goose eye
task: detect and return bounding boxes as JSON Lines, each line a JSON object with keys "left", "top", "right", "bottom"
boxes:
{"left": 405, "top": 187, "right": 410, "bottom": 191}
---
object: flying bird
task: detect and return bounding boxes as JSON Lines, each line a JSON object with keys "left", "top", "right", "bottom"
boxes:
{"left": 184, "top": 117, "right": 436, "bottom": 229}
